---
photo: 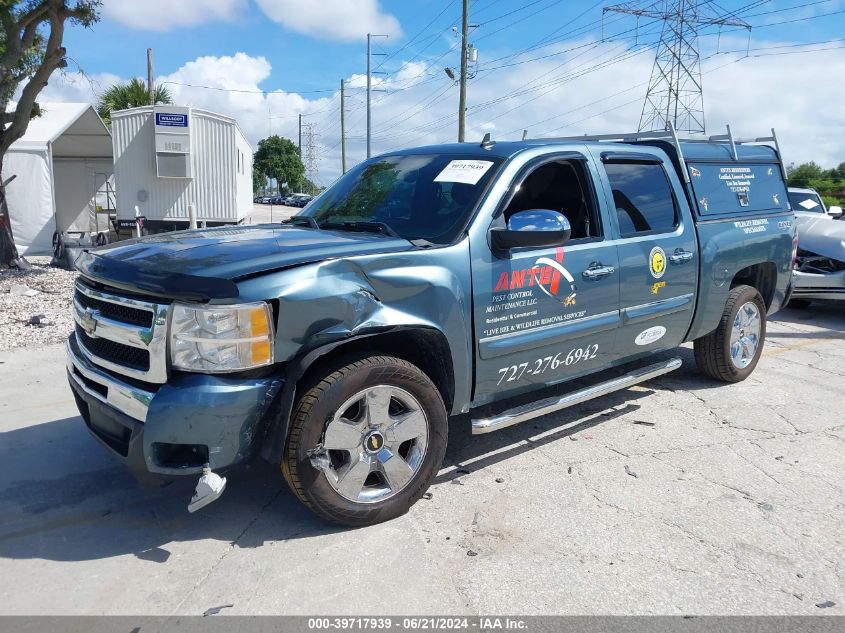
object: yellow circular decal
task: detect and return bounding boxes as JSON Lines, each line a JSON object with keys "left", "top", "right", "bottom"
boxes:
{"left": 649, "top": 246, "right": 666, "bottom": 279}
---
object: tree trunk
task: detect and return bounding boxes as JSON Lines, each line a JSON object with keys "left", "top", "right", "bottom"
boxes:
{"left": 0, "top": 169, "right": 21, "bottom": 268}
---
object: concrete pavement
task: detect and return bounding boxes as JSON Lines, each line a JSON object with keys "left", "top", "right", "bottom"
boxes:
{"left": 0, "top": 303, "right": 843, "bottom": 615}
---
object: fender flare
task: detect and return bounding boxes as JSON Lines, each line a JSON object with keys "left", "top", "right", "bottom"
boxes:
{"left": 259, "top": 325, "right": 452, "bottom": 464}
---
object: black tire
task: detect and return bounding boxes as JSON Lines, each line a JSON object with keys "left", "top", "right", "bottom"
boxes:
{"left": 694, "top": 284, "right": 767, "bottom": 383}
{"left": 282, "top": 355, "right": 447, "bottom": 526}
{"left": 787, "top": 299, "right": 812, "bottom": 310}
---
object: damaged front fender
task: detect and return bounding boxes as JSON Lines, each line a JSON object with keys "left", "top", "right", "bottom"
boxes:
{"left": 236, "top": 242, "right": 475, "bottom": 461}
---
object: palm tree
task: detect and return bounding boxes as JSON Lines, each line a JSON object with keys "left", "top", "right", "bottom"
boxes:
{"left": 96, "top": 78, "right": 173, "bottom": 125}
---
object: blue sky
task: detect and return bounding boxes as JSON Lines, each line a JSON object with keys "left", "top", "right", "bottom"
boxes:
{"left": 47, "top": 0, "right": 845, "bottom": 183}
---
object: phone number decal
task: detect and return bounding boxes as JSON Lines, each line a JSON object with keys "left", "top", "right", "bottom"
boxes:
{"left": 496, "top": 344, "right": 599, "bottom": 385}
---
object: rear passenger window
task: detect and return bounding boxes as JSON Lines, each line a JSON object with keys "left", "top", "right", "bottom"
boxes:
{"left": 605, "top": 162, "right": 679, "bottom": 237}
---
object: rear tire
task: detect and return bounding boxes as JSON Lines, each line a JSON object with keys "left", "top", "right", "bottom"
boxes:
{"left": 282, "top": 355, "right": 447, "bottom": 526}
{"left": 694, "top": 285, "right": 766, "bottom": 383}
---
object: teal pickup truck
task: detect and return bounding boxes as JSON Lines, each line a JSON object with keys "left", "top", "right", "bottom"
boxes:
{"left": 67, "top": 127, "right": 796, "bottom": 525}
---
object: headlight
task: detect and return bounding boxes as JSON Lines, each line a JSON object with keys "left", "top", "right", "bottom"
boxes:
{"left": 170, "top": 302, "right": 274, "bottom": 372}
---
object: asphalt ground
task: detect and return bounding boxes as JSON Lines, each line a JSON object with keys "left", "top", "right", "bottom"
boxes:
{"left": 247, "top": 202, "right": 299, "bottom": 225}
{"left": 0, "top": 303, "right": 843, "bottom": 615}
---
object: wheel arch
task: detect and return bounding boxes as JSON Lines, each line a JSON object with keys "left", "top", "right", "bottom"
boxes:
{"left": 731, "top": 261, "right": 777, "bottom": 310}
{"left": 260, "top": 326, "right": 455, "bottom": 464}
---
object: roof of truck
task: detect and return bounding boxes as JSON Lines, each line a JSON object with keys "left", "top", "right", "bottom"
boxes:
{"left": 387, "top": 138, "right": 780, "bottom": 163}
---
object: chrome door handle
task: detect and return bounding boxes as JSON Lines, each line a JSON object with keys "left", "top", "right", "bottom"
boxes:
{"left": 669, "top": 250, "right": 694, "bottom": 264}
{"left": 582, "top": 265, "right": 615, "bottom": 280}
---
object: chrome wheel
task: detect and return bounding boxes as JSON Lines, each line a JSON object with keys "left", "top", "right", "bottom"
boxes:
{"left": 730, "top": 301, "right": 761, "bottom": 369}
{"left": 316, "top": 385, "right": 429, "bottom": 503}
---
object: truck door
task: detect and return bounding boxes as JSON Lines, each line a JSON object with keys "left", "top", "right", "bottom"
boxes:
{"left": 470, "top": 154, "right": 621, "bottom": 405}
{"left": 598, "top": 153, "right": 697, "bottom": 358}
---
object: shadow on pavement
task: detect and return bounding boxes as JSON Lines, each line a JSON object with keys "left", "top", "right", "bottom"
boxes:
{"left": 0, "top": 416, "right": 341, "bottom": 563}
{"left": 771, "top": 302, "right": 845, "bottom": 332}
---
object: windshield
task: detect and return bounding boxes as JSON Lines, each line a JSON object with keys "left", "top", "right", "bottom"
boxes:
{"left": 788, "top": 191, "right": 826, "bottom": 213}
{"left": 301, "top": 154, "right": 502, "bottom": 244}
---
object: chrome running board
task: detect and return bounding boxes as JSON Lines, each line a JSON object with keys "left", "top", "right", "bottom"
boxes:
{"left": 471, "top": 357, "right": 682, "bottom": 435}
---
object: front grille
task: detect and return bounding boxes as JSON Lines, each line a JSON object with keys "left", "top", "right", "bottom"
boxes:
{"left": 74, "top": 288, "right": 154, "bottom": 327}
{"left": 72, "top": 366, "right": 108, "bottom": 398}
{"left": 76, "top": 325, "right": 150, "bottom": 371}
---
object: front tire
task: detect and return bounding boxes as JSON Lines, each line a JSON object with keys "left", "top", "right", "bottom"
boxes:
{"left": 694, "top": 285, "right": 766, "bottom": 383}
{"left": 282, "top": 355, "right": 447, "bottom": 526}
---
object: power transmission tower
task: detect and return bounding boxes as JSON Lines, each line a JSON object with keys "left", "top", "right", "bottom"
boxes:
{"left": 604, "top": 1, "right": 750, "bottom": 134}
{"left": 302, "top": 121, "right": 319, "bottom": 194}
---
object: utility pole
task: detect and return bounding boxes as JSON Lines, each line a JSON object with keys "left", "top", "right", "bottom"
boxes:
{"left": 366, "top": 33, "right": 388, "bottom": 158}
{"left": 298, "top": 113, "right": 302, "bottom": 155}
{"left": 458, "top": 0, "right": 469, "bottom": 142}
{"left": 340, "top": 79, "right": 347, "bottom": 174}
{"left": 146, "top": 48, "right": 154, "bottom": 104}
{"left": 367, "top": 34, "right": 371, "bottom": 158}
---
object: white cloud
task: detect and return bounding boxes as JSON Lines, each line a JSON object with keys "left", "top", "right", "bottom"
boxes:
{"left": 38, "top": 69, "right": 122, "bottom": 104}
{"left": 32, "top": 39, "right": 845, "bottom": 186}
{"left": 101, "top": 0, "right": 245, "bottom": 31}
{"left": 255, "top": 0, "right": 401, "bottom": 41}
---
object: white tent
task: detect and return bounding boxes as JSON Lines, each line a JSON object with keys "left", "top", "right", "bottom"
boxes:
{"left": 3, "top": 102, "right": 113, "bottom": 256}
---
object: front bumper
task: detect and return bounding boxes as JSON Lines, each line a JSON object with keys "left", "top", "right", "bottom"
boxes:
{"left": 791, "top": 270, "right": 845, "bottom": 301}
{"left": 67, "top": 335, "right": 284, "bottom": 477}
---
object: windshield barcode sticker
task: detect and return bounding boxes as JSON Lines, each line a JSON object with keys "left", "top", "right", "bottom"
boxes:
{"left": 434, "top": 160, "right": 494, "bottom": 185}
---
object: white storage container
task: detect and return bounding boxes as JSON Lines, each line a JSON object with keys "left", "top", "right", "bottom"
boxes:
{"left": 111, "top": 106, "right": 253, "bottom": 229}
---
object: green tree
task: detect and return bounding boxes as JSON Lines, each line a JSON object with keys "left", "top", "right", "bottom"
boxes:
{"left": 787, "top": 161, "right": 845, "bottom": 206}
{"left": 786, "top": 161, "right": 824, "bottom": 187}
{"left": 0, "top": 0, "right": 101, "bottom": 267}
{"left": 96, "top": 77, "right": 171, "bottom": 125}
{"left": 252, "top": 165, "right": 267, "bottom": 195}
{"left": 253, "top": 135, "right": 304, "bottom": 194}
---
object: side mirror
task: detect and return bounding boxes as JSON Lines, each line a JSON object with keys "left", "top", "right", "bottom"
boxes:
{"left": 490, "top": 210, "right": 571, "bottom": 251}
{"left": 827, "top": 205, "right": 843, "bottom": 218}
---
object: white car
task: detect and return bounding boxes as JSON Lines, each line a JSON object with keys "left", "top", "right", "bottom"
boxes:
{"left": 788, "top": 187, "right": 845, "bottom": 307}
{"left": 787, "top": 186, "right": 842, "bottom": 219}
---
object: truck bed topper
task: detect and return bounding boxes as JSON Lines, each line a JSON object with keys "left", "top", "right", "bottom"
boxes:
{"left": 522, "top": 123, "right": 787, "bottom": 183}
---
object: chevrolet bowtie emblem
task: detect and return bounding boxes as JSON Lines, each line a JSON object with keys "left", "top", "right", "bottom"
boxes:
{"left": 80, "top": 307, "right": 99, "bottom": 337}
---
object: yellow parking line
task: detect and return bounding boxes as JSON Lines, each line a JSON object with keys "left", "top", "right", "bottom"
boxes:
{"left": 763, "top": 339, "right": 826, "bottom": 357}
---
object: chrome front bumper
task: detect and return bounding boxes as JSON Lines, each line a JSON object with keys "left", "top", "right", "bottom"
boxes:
{"left": 66, "top": 336, "right": 154, "bottom": 423}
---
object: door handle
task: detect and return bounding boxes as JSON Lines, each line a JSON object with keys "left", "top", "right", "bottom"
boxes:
{"left": 669, "top": 249, "right": 694, "bottom": 264}
{"left": 582, "top": 264, "right": 615, "bottom": 280}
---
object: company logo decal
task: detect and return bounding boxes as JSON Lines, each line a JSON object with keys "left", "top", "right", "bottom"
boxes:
{"left": 635, "top": 326, "right": 666, "bottom": 346}
{"left": 494, "top": 247, "right": 577, "bottom": 306}
{"left": 155, "top": 113, "right": 188, "bottom": 127}
{"left": 649, "top": 246, "right": 666, "bottom": 279}
{"left": 651, "top": 281, "right": 667, "bottom": 296}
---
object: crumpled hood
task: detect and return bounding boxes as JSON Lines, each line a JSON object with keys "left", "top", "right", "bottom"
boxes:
{"left": 76, "top": 224, "right": 413, "bottom": 301}
{"left": 796, "top": 215, "right": 845, "bottom": 261}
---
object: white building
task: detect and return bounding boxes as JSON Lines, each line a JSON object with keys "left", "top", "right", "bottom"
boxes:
{"left": 111, "top": 105, "right": 253, "bottom": 230}
{"left": 3, "top": 102, "right": 113, "bottom": 255}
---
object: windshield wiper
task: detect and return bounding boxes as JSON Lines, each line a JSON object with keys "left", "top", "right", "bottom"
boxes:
{"left": 282, "top": 216, "right": 320, "bottom": 229}
{"left": 318, "top": 220, "right": 400, "bottom": 238}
